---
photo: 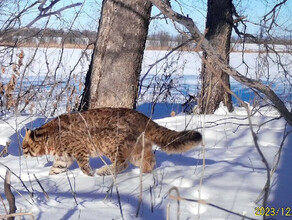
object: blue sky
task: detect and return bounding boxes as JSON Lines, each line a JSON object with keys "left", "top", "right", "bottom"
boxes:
{"left": 11, "top": 0, "right": 292, "bottom": 37}
{"left": 149, "top": 0, "right": 292, "bottom": 37}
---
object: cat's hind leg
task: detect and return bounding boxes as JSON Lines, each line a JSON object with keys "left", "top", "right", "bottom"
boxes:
{"left": 129, "top": 139, "right": 155, "bottom": 173}
{"left": 97, "top": 145, "right": 128, "bottom": 176}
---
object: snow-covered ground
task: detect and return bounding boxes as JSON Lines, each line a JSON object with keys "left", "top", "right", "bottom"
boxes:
{"left": 0, "top": 105, "right": 291, "bottom": 219}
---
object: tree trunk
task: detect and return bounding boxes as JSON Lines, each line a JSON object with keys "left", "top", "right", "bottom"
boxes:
{"left": 199, "top": 0, "right": 233, "bottom": 114}
{"left": 79, "top": 0, "right": 151, "bottom": 110}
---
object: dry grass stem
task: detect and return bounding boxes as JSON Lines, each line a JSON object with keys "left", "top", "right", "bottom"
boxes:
{"left": 0, "top": 212, "right": 35, "bottom": 220}
{"left": 167, "top": 186, "right": 180, "bottom": 220}
{"left": 135, "top": 132, "right": 145, "bottom": 217}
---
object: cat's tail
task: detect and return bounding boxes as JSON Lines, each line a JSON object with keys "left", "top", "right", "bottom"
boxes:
{"left": 145, "top": 121, "right": 202, "bottom": 154}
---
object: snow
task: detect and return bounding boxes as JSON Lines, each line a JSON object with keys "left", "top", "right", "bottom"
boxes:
{"left": 0, "top": 105, "right": 291, "bottom": 220}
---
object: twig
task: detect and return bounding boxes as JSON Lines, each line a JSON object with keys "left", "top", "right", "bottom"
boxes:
{"left": 168, "top": 195, "right": 257, "bottom": 220}
{"left": 247, "top": 114, "right": 270, "bottom": 220}
{"left": 105, "top": 182, "right": 114, "bottom": 201}
{"left": 116, "top": 186, "right": 124, "bottom": 220}
{"left": 65, "top": 171, "right": 78, "bottom": 206}
{"left": 23, "top": 159, "right": 36, "bottom": 199}
{"left": 0, "top": 162, "right": 33, "bottom": 198}
{"left": 138, "top": 39, "right": 193, "bottom": 98}
{"left": 4, "top": 170, "right": 16, "bottom": 220}
{"left": 0, "top": 212, "right": 34, "bottom": 220}
{"left": 0, "top": 194, "right": 8, "bottom": 215}
{"left": 150, "top": 185, "right": 154, "bottom": 213}
{"left": 26, "top": 2, "right": 83, "bottom": 28}
{"left": 0, "top": 175, "right": 33, "bottom": 206}
{"left": 255, "top": 124, "right": 292, "bottom": 203}
{"left": 263, "top": 0, "right": 288, "bottom": 22}
{"left": 33, "top": 174, "right": 50, "bottom": 201}
{"left": 1, "top": 1, "right": 38, "bottom": 33}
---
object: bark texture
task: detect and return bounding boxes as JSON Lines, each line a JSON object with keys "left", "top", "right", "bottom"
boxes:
{"left": 199, "top": 0, "right": 233, "bottom": 114}
{"left": 80, "top": 0, "right": 151, "bottom": 110}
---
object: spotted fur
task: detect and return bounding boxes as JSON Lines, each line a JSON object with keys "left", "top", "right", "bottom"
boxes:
{"left": 22, "top": 108, "right": 202, "bottom": 176}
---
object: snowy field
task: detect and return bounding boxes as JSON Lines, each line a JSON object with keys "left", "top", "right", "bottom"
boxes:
{"left": 0, "top": 47, "right": 292, "bottom": 219}
{"left": 0, "top": 105, "right": 291, "bottom": 219}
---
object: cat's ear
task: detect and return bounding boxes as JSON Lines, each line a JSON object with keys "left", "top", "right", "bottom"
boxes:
{"left": 25, "top": 129, "right": 35, "bottom": 140}
{"left": 24, "top": 128, "right": 32, "bottom": 140}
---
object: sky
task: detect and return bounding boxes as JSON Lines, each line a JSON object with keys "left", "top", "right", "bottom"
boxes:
{"left": 3, "top": 0, "right": 292, "bottom": 38}
{"left": 148, "top": 0, "right": 292, "bottom": 37}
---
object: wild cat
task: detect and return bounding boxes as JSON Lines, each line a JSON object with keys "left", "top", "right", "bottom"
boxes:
{"left": 22, "top": 108, "right": 202, "bottom": 176}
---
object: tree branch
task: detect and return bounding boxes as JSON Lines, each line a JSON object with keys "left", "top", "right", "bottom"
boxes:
{"left": 0, "top": 1, "right": 82, "bottom": 43}
{"left": 263, "top": 0, "right": 288, "bottom": 22}
{"left": 26, "top": 2, "right": 82, "bottom": 28}
{"left": 148, "top": 0, "right": 292, "bottom": 126}
{"left": 2, "top": 1, "right": 39, "bottom": 30}
{"left": 138, "top": 38, "right": 193, "bottom": 98}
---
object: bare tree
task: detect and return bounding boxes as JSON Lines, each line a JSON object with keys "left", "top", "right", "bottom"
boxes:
{"left": 199, "top": 0, "right": 233, "bottom": 114}
{"left": 79, "top": 0, "right": 152, "bottom": 110}
{"left": 148, "top": 0, "right": 292, "bottom": 126}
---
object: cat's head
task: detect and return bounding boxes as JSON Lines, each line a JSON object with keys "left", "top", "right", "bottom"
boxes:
{"left": 22, "top": 129, "right": 43, "bottom": 157}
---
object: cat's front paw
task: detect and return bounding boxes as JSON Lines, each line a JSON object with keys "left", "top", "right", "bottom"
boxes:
{"left": 81, "top": 169, "right": 95, "bottom": 176}
{"left": 49, "top": 167, "right": 67, "bottom": 175}
{"left": 96, "top": 166, "right": 112, "bottom": 176}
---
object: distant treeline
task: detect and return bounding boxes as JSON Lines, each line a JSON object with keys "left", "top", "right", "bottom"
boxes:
{"left": 0, "top": 28, "right": 291, "bottom": 48}
{"left": 0, "top": 28, "right": 97, "bottom": 46}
